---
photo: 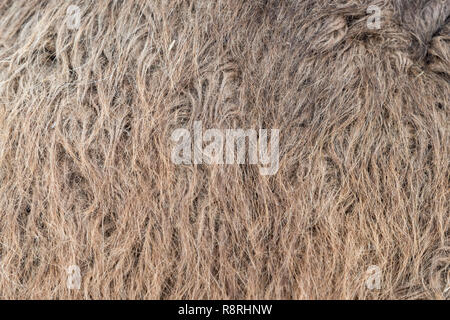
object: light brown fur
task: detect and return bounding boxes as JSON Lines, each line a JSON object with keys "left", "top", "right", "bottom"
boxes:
{"left": 0, "top": 0, "right": 448, "bottom": 299}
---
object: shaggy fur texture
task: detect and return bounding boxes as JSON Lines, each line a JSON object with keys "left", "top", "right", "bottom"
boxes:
{"left": 0, "top": 0, "right": 448, "bottom": 299}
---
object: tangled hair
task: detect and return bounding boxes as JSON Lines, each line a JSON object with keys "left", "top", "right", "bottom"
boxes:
{"left": 0, "top": 0, "right": 448, "bottom": 299}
